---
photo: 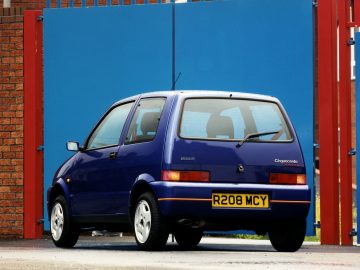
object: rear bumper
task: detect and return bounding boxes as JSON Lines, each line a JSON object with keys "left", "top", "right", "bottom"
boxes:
{"left": 150, "top": 181, "right": 310, "bottom": 228}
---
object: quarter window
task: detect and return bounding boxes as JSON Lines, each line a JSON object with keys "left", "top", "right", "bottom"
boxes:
{"left": 125, "top": 98, "right": 166, "bottom": 144}
{"left": 87, "top": 102, "right": 134, "bottom": 150}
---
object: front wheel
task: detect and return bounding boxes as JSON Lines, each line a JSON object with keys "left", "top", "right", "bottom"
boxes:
{"left": 50, "top": 195, "right": 79, "bottom": 248}
{"left": 133, "top": 192, "right": 169, "bottom": 251}
{"left": 268, "top": 219, "right": 306, "bottom": 252}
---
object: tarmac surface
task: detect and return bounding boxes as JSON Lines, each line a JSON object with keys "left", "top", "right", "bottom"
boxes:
{"left": 0, "top": 235, "right": 359, "bottom": 270}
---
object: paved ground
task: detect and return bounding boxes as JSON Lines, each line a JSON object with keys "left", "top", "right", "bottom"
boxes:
{"left": 0, "top": 235, "right": 359, "bottom": 270}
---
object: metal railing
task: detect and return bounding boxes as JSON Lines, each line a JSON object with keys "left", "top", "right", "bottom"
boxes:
{"left": 46, "top": 0, "right": 211, "bottom": 9}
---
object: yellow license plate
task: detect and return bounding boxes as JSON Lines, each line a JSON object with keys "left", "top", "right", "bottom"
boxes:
{"left": 212, "top": 193, "right": 269, "bottom": 208}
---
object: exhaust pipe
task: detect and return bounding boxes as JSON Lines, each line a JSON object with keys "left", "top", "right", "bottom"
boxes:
{"left": 177, "top": 219, "right": 205, "bottom": 228}
{"left": 177, "top": 219, "right": 192, "bottom": 227}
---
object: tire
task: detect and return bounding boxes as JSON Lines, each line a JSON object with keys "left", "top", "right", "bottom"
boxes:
{"left": 133, "top": 192, "right": 169, "bottom": 251}
{"left": 269, "top": 219, "right": 306, "bottom": 252}
{"left": 50, "top": 195, "right": 79, "bottom": 248}
{"left": 174, "top": 228, "right": 203, "bottom": 249}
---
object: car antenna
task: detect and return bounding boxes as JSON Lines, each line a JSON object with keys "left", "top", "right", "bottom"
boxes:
{"left": 171, "top": 72, "right": 182, "bottom": 90}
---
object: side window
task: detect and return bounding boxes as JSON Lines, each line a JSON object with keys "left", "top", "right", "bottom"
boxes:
{"left": 125, "top": 98, "right": 166, "bottom": 144}
{"left": 87, "top": 102, "right": 134, "bottom": 150}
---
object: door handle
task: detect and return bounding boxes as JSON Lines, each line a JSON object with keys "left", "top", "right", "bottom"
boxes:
{"left": 108, "top": 152, "right": 117, "bottom": 160}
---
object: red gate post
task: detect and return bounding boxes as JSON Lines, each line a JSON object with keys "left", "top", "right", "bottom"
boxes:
{"left": 338, "top": 0, "right": 354, "bottom": 246}
{"left": 24, "top": 10, "right": 43, "bottom": 239}
{"left": 317, "top": 0, "right": 340, "bottom": 244}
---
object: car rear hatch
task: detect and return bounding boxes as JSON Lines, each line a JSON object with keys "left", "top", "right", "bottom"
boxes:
{"left": 168, "top": 97, "right": 305, "bottom": 184}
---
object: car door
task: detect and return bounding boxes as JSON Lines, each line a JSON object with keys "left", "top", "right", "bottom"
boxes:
{"left": 115, "top": 97, "right": 167, "bottom": 215}
{"left": 70, "top": 101, "right": 135, "bottom": 217}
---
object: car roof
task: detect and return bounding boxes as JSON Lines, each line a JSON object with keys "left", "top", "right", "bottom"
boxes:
{"left": 112, "top": 90, "right": 279, "bottom": 107}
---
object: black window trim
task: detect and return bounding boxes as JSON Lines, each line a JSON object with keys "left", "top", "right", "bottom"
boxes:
{"left": 177, "top": 97, "right": 294, "bottom": 144}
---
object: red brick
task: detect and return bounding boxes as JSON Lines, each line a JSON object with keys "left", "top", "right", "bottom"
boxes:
{"left": 0, "top": 51, "right": 10, "bottom": 57}
{"left": 2, "top": 84, "right": 15, "bottom": 90}
{"left": 11, "top": 145, "right": 23, "bottom": 152}
{"left": 0, "top": 77, "right": 10, "bottom": 83}
{"left": 10, "top": 50, "right": 23, "bottom": 56}
{"left": 0, "top": 118, "right": 10, "bottom": 124}
{"left": 2, "top": 179, "right": 16, "bottom": 186}
{"left": 15, "top": 56, "right": 23, "bottom": 63}
{"left": 0, "top": 37, "right": 10, "bottom": 43}
{"left": 1, "top": 165, "right": 14, "bottom": 171}
{"left": 15, "top": 30, "right": 23, "bottom": 37}
{"left": 15, "top": 42, "right": 23, "bottom": 50}
{"left": 15, "top": 111, "right": 23, "bottom": 117}
{"left": 0, "top": 125, "right": 16, "bottom": 132}
{"left": 10, "top": 91, "right": 23, "bottom": 97}
{"left": 0, "top": 159, "right": 11, "bottom": 165}
{"left": 10, "top": 118, "right": 22, "bottom": 125}
{"left": 3, "top": 138, "right": 15, "bottom": 144}
{"left": 15, "top": 70, "right": 23, "bottom": 77}
{"left": 2, "top": 193, "right": 16, "bottom": 200}
{"left": 0, "top": 91, "right": 10, "bottom": 98}
{"left": 15, "top": 83, "right": 23, "bottom": 90}
{"left": 12, "top": 172, "right": 23, "bottom": 179}
{"left": 0, "top": 145, "right": 11, "bottom": 151}
{"left": 0, "top": 214, "right": 22, "bottom": 221}
{"left": 10, "top": 186, "right": 22, "bottom": 193}
{"left": 0, "top": 186, "right": 10, "bottom": 192}
{"left": 15, "top": 207, "right": 23, "bottom": 214}
{"left": 10, "top": 63, "right": 22, "bottom": 70}
{"left": 0, "top": 30, "right": 15, "bottom": 37}
{"left": 3, "top": 111, "right": 15, "bottom": 117}
{"left": 3, "top": 152, "right": 16, "bottom": 158}
{"left": 10, "top": 37, "right": 22, "bottom": 43}
{"left": 0, "top": 132, "right": 11, "bottom": 138}
{"left": 2, "top": 57, "right": 15, "bottom": 64}
{"left": 9, "top": 77, "right": 22, "bottom": 83}
{"left": 11, "top": 159, "right": 23, "bottom": 165}
{"left": 15, "top": 179, "right": 23, "bottom": 185}
{"left": 0, "top": 64, "right": 10, "bottom": 70}
{"left": 0, "top": 220, "right": 15, "bottom": 227}
{"left": 2, "top": 43, "right": 16, "bottom": 51}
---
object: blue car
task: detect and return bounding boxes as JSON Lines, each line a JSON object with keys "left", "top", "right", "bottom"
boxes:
{"left": 47, "top": 91, "right": 310, "bottom": 251}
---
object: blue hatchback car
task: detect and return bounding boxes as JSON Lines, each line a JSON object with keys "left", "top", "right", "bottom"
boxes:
{"left": 47, "top": 91, "right": 310, "bottom": 251}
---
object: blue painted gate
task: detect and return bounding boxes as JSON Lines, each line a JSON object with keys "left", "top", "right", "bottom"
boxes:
{"left": 44, "top": 0, "right": 315, "bottom": 234}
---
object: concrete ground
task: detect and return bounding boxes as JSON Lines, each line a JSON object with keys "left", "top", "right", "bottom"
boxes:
{"left": 0, "top": 235, "right": 359, "bottom": 270}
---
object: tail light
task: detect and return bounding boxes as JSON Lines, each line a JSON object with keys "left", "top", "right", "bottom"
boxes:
{"left": 269, "top": 173, "right": 306, "bottom": 185}
{"left": 162, "top": 170, "right": 210, "bottom": 182}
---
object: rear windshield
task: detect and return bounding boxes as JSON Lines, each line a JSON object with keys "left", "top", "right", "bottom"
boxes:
{"left": 179, "top": 98, "right": 292, "bottom": 142}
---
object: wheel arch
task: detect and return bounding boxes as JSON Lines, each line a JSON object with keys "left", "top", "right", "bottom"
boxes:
{"left": 129, "top": 174, "right": 157, "bottom": 223}
{"left": 47, "top": 179, "right": 70, "bottom": 219}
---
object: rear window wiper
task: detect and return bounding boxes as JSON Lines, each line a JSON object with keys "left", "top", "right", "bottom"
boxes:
{"left": 236, "top": 130, "right": 280, "bottom": 148}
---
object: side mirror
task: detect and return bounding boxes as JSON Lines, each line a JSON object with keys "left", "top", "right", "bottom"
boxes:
{"left": 66, "top": 141, "right": 80, "bottom": 152}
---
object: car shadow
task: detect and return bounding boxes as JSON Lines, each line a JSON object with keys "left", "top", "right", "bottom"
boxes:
{"left": 73, "top": 241, "right": 276, "bottom": 253}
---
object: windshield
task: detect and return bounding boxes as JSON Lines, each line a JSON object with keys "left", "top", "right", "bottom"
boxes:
{"left": 179, "top": 98, "right": 292, "bottom": 142}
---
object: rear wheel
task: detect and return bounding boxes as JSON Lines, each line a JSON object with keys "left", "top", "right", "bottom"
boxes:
{"left": 174, "top": 228, "right": 203, "bottom": 249}
{"left": 269, "top": 219, "right": 306, "bottom": 252}
{"left": 50, "top": 195, "right": 79, "bottom": 248}
{"left": 133, "top": 192, "right": 169, "bottom": 250}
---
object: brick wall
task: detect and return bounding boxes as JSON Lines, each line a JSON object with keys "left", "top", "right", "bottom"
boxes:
{"left": 0, "top": 7, "right": 24, "bottom": 238}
